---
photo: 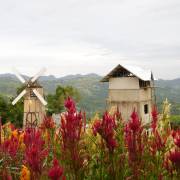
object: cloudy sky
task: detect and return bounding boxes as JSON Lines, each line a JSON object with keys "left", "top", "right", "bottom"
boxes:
{"left": 0, "top": 0, "right": 179, "bottom": 79}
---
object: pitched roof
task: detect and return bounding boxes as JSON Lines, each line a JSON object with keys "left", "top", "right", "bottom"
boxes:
{"left": 101, "top": 64, "right": 153, "bottom": 82}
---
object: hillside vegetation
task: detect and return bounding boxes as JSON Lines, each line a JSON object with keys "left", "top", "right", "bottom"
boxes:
{"left": 0, "top": 73, "right": 180, "bottom": 115}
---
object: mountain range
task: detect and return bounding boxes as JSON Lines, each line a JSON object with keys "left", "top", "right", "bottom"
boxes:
{"left": 0, "top": 73, "right": 180, "bottom": 115}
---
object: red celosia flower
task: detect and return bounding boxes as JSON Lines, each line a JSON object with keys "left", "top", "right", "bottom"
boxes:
{"left": 169, "top": 150, "right": 180, "bottom": 168}
{"left": 114, "top": 107, "right": 122, "bottom": 120}
{"left": 9, "top": 124, "right": 15, "bottom": 131}
{"left": 1, "top": 170, "right": 12, "bottom": 180}
{"left": 102, "top": 112, "right": 117, "bottom": 136}
{"left": 107, "top": 138, "right": 117, "bottom": 152}
{"left": 64, "top": 97, "right": 76, "bottom": 113}
{"left": 154, "top": 131, "right": 167, "bottom": 150}
{"left": 158, "top": 174, "right": 163, "bottom": 180}
{"left": 48, "top": 158, "right": 64, "bottom": 180}
{"left": 92, "top": 120, "right": 102, "bottom": 136}
{"left": 2, "top": 135, "right": 19, "bottom": 158}
{"left": 150, "top": 130, "right": 167, "bottom": 155}
{"left": 60, "top": 97, "right": 86, "bottom": 175}
{"left": 164, "top": 157, "right": 172, "bottom": 175}
{"left": 61, "top": 97, "right": 84, "bottom": 149}
{"left": 128, "top": 110, "right": 141, "bottom": 133}
{"left": 151, "top": 106, "right": 158, "bottom": 132}
{"left": 92, "top": 111, "right": 117, "bottom": 152}
{"left": 24, "top": 128, "right": 48, "bottom": 175}
{"left": 172, "top": 130, "right": 180, "bottom": 148}
{"left": 171, "top": 130, "right": 176, "bottom": 138}
{"left": 41, "top": 116, "right": 55, "bottom": 129}
{"left": 150, "top": 107, "right": 168, "bottom": 155}
{"left": 23, "top": 128, "right": 34, "bottom": 146}
{"left": 124, "top": 110, "right": 144, "bottom": 177}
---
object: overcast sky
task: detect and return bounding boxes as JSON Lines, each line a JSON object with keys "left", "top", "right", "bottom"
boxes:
{"left": 0, "top": 0, "right": 180, "bottom": 79}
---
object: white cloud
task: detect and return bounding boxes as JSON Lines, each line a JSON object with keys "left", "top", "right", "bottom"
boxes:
{"left": 0, "top": 0, "right": 179, "bottom": 79}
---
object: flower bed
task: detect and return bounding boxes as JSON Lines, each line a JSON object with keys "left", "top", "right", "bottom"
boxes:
{"left": 0, "top": 98, "right": 179, "bottom": 180}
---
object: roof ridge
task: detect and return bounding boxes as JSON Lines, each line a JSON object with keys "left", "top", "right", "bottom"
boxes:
{"left": 101, "top": 64, "right": 153, "bottom": 82}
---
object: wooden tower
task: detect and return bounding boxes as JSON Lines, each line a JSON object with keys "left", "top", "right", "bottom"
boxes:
{"left": 23, "top": 81, "right": 46, "bottom": 127}
{"left": 12, "top": 68, "right": 47, "bottom": 128}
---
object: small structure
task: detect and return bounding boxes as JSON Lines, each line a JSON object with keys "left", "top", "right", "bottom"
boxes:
{"left": 52, "top": 113, "right": 61, "bottom": 126}
{"left": 12, "top": 68, "right": 47, "bottom": 127}
{"left": 101, "top": 64, "right": 155, "bottom": 124}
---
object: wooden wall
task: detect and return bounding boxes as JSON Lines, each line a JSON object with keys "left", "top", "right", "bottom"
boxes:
{"left": 23, "top": 88, "right": 46, "bottom": 127}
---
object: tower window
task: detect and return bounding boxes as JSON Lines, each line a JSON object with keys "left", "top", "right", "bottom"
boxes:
{"left": 144, "top": 104, "right": 148, "bottom": 114}
{"left": 30, "top": 89, "right": 36, "bottom": 97}
{"left": 139, "top": 80, "right": 150, "bottom": 88}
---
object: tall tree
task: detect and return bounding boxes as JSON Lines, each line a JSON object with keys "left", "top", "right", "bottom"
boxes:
{"left": 0, "top": 95, "right": 9, "bottom": 124}
{"left": 47, "top": 85, "right": 80, "bottom": 114}
{"left": 7, "top": 86, "right": 24, "bottom": 127}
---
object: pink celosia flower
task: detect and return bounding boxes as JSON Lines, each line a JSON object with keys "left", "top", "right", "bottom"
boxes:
{"left": 48, "top": 158, "right": 65, "bottom": 180}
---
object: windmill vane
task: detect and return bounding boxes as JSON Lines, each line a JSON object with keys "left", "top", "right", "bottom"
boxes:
{"left": 12, "top": 68, "right": 47, "bottom": 128}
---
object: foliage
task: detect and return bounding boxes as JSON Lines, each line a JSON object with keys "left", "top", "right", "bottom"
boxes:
{"left": 47, "top": 85, "right": 80, "bottom": 115}
{"left": 171, "top": 115, "right": 180, "bottom": 130}
{"left": 0, "top": 74, "right": 180, "bottom": 116}
{"left": 0, "top": 95, "right": 9, "bottom": 124}
{"left": 8, "top": 99, "right": 23, "bottom": 127}
{"left": 0, "top": 97, "right": 179, "bottom": 179}
{"left": 7, "top": 85, "right": 25, "bottom": 127}
{"left": 0, "top": 85, "right": 80, "bottom": 127}
{"left": 0, "top": 94, "right": 23, "bottom": 127}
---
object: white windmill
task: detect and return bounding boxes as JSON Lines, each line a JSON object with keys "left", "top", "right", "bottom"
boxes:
{"left": 12, "top": 68, "right": 47, "bottom": 128}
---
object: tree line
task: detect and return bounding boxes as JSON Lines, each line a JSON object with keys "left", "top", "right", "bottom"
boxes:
{"left": 0, "top": 85, "right": 80, "bottom": 127}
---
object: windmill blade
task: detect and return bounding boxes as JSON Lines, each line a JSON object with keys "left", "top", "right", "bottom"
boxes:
{"left": 12, "top": 89, "right": 27, "bottom": 105}
{"left": 33, "top": 89, "right": 47, "bottom": 106}
{"left": 12, "top": 68, "right": 26, "bottom": 83}
{"left": 31, "top": 68, "right": 46, "bottom": 83}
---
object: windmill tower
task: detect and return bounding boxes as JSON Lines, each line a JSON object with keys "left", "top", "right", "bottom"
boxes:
{"left": 12, "top": 68, "right": 47, "bottom": 128}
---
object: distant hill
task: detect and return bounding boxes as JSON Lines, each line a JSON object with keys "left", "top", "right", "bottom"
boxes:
{"left": 0, "top": 73, "right": 108, "bottom": 115}
{"left": 155, "top": 78, "right": 180, "bottom": 114}
{"left": 0, "top": 73, "right": 179, "bottom": 115}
